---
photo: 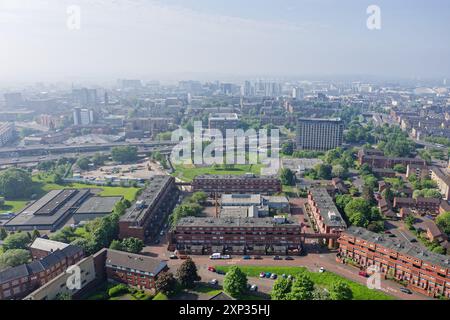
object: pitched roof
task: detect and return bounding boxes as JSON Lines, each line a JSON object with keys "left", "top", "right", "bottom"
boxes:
{"left": 105, "top": 249, "right": 167, "bottom": 276}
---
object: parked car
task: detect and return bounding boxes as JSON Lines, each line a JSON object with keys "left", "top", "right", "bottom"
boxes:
{"left": 169, "top": 254, "right": 178, "bottom": 260}
{"left": 410, "top": 239, "right": 418, "bottom": 243}
{"left": 259, "top": 272, "right": 266, "bottom": 278}
{"left": 273, "top": 256, "right": 282, "bottom": 260}
{"left": 358, "top": 271, "right": 368, "bottom": 277}
{"left": 319, "top": 267, "right": 325, "bottom": 273}
{"left": 243, "top": 255, "right": 252, "bottom": 260}
{"left": 285, "top": 256, "right": 294, "bottom": 260}
{"left": 400, "top": 287, "right": 412, "bottom": 294}
{"left": 179, "top": 255, "right": 189, "bottom": 260}
{"left": 281, "top": 274, "right": 287, "bottom": 278}
{"left": 253, "top": 256, "right": 263, "bottom": 260}
{"left": 216, "top": 270, "right": 226, "bottom": 275}
{"left": 208, "top": 266, "right": 216, "bottom": 272}
{"left": 209, "top": 279, "right": 218, "bottom": 285}
{"left": 250, "top": 285, "right": 258, "bottom": 292}
{"left": 287, "top": 275, "right": 293, "bottom": 280}
{"left": 221, "top": 255, "right": 232, "bottom": 260}
{"left": 265, "top": 272, "right": 272, "bottom": 278}
{"left": 270, "top": 273, "right": 278, "bottom": 279}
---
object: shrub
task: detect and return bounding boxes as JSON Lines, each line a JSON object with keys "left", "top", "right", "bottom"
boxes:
{"left": 108, "top": 284, "right": 130, "bottom": 297}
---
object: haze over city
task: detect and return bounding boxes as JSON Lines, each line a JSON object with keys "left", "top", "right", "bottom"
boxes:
{"left": 1, "top": 0, "right": 450, "bottom": 84}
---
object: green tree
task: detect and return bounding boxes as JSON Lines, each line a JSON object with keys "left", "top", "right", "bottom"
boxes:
{"left": 393, "top": 164, "right": 407, "bottom": 174}
{"left": 315, "top": 164, "right": 332, "bottom": 180}
{"left": 436, "top": 212, "right": 450, "bottom": 234}
{"left": 190, "top": 192, "right": 208, "bottom": 205}
{"left": 0, "top": 249, "right": 31, "bottom": 268}
{"left": 271, "top": 278, "right": 292, "bottom": 300}
{"left": 344, "top": 198, "right": 371, "bottom": 227}
{"left": 121, "top": 237, "right": 144, "bottom": 253}
{"left": 223, "top": 266, "right": 248, "bottom": 298}
{"left": 329, "top": 281, "right": 353, "bottom": 300}
{"left": 362, "top": 185, "right": 376, "bottom": 205}
{"left": 0, "top": 168, "right": 33, "bottom": 199}
{"left": 76, "top": 157, "right": 91, "bottom": 170}
{"left": 111, "top": 146, "right": 138, "bottom": 163}
{"left": 0, "top": 228, "right": 7, "bottom": 240}
{"left": 280, "top": 168, "right": 295, "bottom": 186}
{"left": 155, "top": 272, "right": 178, "bottom": 295}
{"left": 2, "top": 232, "right": 32, "bottom": 250}
{"left": 176, "top": 258, "right": 201, "bottom": 289}
{"left": 109, "top": 239, "right": 123, "bottom": 251}
{"left": 71, "top": 238, "right": 97, "bottom": 255}
{"left": 332, "top": 164, "right": 347, "bottom": 179}
{"left": 287, "top": 274, "right": 315, "bottom": 300}
{"left": 281, "top": 141, "right": 294, "bottom": 156}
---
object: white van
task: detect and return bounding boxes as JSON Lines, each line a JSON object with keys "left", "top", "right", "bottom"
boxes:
{"left": 209, "top": 253, "right": 221, "bottom": 260}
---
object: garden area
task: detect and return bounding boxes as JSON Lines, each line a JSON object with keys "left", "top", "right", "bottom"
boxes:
{"left": 214, "top": 265, "right": 394, "bottom": 300}
{"left": 172, "top": 164, "right": 263, "bottom": 182}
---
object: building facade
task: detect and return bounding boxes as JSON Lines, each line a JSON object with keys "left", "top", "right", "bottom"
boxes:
{"left": 296, "top": 118, "right": 343, "bottom": 151}
{"left": 338, "top": 226, "right": 450, "bottom": 298}
{"left": 169, "top": 216, "right": 303, "bottom": 256}
{"left": 192, "top": 174, "right": 282, "bottom": 195}
{"left": 119, "top": 175, "right": 179, "bottom": 241}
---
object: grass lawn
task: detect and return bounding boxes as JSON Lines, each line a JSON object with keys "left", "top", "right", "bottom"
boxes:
{"left": 31, "top": 176, "right": 141, "bottom": 202}
{"left": 214, "top": 266, "right": 394, "bottom": 300}
{"left": 191, "top": 283, "right": 222, "bottom": 296}
{"left": 0, "top": 200, "right": 29, "bottom": 213}
{"left": 172, "top": 164, "right": 263, "bottom": 182}
{"left": 153, "top": 292, "right": 169, "bottom": 300}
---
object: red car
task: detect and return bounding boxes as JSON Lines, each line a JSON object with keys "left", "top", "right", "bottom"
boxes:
{"left": 208, "top": 266, "right": 216, "bottom": 272}
{"left": 359, "top": 271, "right": 368, "bottom": 277}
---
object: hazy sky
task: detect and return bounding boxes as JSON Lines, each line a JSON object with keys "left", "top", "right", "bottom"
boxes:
{"left": 0, "top": 0, "right": 449, "bottom": 83}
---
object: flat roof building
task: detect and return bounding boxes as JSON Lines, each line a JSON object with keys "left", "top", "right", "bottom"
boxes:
{"left": 4, "top": 189, "right": 91, "bottom": 232}
{"left": 119, "top": 175, "right": 179, "bottom": 241}
{"left": 296, "top": 118, "right": 343, "bottom": 151}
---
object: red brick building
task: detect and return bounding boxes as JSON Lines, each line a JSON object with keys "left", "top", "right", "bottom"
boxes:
{"left": 393, "top": 197, "right": 442, "bottom": 215}
{"left": 358, "top": 149, "right": 426, "bottom": 169}
{"left": 119, "top": 175, "right": 179, "bottom": 241}
{"left": 307, "top": 188, "right": 346, "bottom": 247}
{"left": 169, "top": 216, "right": 303, "bottom": 255}
{"left": 98, "top": 248, "right": 167, "bottom": 291}
{"left": 192, "top": 174, "right": 282, "bottom": 195}
{"left": 338, "top": 226, "right": 450, "bottom": 298}
{"left": 0, "top": 243, "right": 83, "bottom": 300}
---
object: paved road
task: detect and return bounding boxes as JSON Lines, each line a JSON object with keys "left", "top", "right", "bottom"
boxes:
{"left": 145, "top": 241, "right": 432, "bottom": 300}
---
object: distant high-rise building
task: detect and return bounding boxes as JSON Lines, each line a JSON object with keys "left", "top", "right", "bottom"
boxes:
{"left": 296, "top": 118, "right": 344, "bottom": 151}
{"left": 73, "top": 107, "right": 95, "bottom": 126}
{"left": 292, "top": 87, "right": 304, "bottom": 100}
{"left": 241, "top": 81, "right": 254, "bottom": 97}
{"left": 72, "top": 88, "right": 97, "bottom": 106}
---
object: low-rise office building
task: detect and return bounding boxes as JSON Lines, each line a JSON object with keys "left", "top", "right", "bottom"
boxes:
{"left": 338, "top": 226, "right": 450, "bottom": 298}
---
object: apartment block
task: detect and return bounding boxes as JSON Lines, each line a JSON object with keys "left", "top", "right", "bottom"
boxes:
{"left": 192, "top": 174, "right": 282, "bottom": 195}
{"left": 296, "top": 118, "right": 343, "bottom": 151}
{"left": 338, "top": 226, "right": 450, "bottom": 298}
{"left": 119, "top": 175, "right": 179, "bottom": 241}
